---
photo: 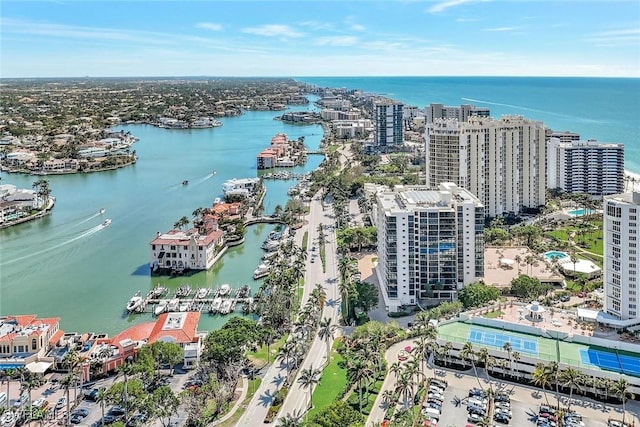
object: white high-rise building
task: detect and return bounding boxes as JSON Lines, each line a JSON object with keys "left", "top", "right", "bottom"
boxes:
{"left": 374, "top": 102, "right": 404, "bottom": 147}
{"left": 426, "top": 115, "right": 546, "bottom": 217}
{"left": 375, "top": 183, "right": 484, "bottom": 312}
{"left": 547, "top": 138, "right": 624, "bottom": 197}
{"left": 603, "top": 192, "right": 640, "bottom": 327}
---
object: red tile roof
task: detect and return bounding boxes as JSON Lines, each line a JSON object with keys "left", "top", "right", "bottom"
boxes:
{"left": 48, "top": 329, "right": 65, "bottom": 346}
{"left": 110, "top": 321, "right": 155, "bottom": 345}
{"left": 148, "top": 312, "right": 200, "bottom": 345}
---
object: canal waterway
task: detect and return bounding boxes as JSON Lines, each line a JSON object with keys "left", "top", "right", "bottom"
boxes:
{"left": 0, "top": 99, "right": 323, "bottom": 335}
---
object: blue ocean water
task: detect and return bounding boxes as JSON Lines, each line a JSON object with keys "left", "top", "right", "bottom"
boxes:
{"left": 299, "top": 77, "right": 640, "bottom": 173}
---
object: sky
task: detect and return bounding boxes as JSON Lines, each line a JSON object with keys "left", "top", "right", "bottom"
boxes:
{"left": 1, "top": 0, "right": 639, "bottom": 78}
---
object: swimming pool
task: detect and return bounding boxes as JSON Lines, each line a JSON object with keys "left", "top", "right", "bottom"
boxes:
{"left": 543, "top": 251, "right": 568, "bottom": 261}
{"left": 567, "top": 208, "right": 594, "bottom": 217}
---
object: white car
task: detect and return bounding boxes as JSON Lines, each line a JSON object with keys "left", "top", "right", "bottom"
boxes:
{"left": 428, "top": 392, "right": 444, "bottom": 400}
{"left": 32, "top": 398, "right": 46, "bottom": 408}
{"left": 495, "top": 407, "right": 512, "bottom": 418}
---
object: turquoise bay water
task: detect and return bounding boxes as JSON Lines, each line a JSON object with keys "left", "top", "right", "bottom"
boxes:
{"left": 300, "top": 77, "right": 640, "bottom": 173}
{"left": 0, "top": 100, "right": 322, "bottom": 334}
{"left": 2, "top": 77, "right": 638, "bottom": 335}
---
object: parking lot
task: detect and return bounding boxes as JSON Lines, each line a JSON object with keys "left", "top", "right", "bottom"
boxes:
{"left": 2, "top": 367, "right": 192, "bottom": 427}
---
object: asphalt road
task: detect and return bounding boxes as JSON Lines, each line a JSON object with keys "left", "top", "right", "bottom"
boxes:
{"left": 237, "top": 193, "right": 339, "bottom": 426}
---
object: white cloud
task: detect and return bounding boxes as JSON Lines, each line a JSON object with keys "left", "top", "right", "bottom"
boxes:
{"left": 484, "top": 26, "right": 522, "bottom": 32}
{"left": 298, "top": 21, "right": 336, "bottom": 31}
{"left": 195, "top": 22, "right": 222, "bottom": 31}
{"left": 585, "top": 28, "right": 640, "bottom": 47}
{"left": 427, "top": 0, "right": 475, "bottom": 14}
{"left": 456, "top": 17, "right": 478, "bottom": 23}
{"left": 241, "top": 24, "right": 304, "bottom": 38}
{"left": 314, "top": 36, "right": 358, "bottom": 46}
{"left": 351, "top": 24, "right": 365, "bottom": 31}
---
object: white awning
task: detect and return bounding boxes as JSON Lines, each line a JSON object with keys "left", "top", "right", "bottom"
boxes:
{"left": 25, "top": 361, "right": 53, "bottom": 374}
{"left": 500, "top": 258, "right": 515, "bottom": 265}
{"left": 576, "top": 307, "right": 599, "bottom": 321}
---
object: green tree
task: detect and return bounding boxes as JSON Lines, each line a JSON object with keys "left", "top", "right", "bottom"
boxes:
{"left": 611, "top": 378, "right": 634, "bottom": 426}
{"left": 305, "top": 401, "right": 364, "bottom": 427}
{"left": 297, "top": 365, "right": 321, "bottom": 410}
{"left": 142, "top": 386, "right": 180, "bottom": 427}
{"left": 458, "top": 282, "right": 500, "bottom": 309}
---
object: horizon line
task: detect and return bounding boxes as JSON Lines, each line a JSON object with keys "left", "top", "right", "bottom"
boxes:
{"left": 1, "top": 75, "right": 639, "bottom": 80}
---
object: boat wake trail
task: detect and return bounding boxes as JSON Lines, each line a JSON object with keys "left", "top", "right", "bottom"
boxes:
{"left": 191, "top": 173, "right": 215, "bottom": 187}
{"left": 461, "top": 97, "right": 551, "bottom": 115}
{"left": 1, "top": 223, "right": 106, "bottom": 267}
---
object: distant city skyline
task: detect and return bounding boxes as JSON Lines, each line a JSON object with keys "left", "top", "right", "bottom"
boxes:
{"left": 1, "top": 0, "right": 639, "bottom": 78}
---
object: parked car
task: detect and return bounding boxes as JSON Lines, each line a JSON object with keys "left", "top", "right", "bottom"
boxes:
{"left": 55, "top": 397, "right": 67, "bottom": 411}
{"left": 71, "top": 408, "right": 89, "bottom": 418}
{"left": 494, "top": 412, "right": 510, "bottom": 424}
{"left": 0, "top": 392, "right": 6, "bottom": 406}
{"left": 468, "top": 413, "right": 483, "bottom": 423}
{"left": 32, "top": 398, "right": 47, "bottom": 408}
{"left": 109, "top": 406, "right": 125, "bottom": 416}
{"left": 13, "top": 393, "right": 28, "bottom": 408}
{"left": 560, "top": 295, "right": 570, "bottom": 302}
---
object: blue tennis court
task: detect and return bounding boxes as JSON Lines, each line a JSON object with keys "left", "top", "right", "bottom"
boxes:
{"left": 580, "top": 349, "right": 640, "bottom": 376}
{"left": 468, "top": 328, "right": 538, "bottom": 356}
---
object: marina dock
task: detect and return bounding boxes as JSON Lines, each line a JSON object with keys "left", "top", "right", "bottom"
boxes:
{"left": 127, "top": 285, "right": 254, "bottom": 316}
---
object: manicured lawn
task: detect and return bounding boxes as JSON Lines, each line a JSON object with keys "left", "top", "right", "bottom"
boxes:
{"left": 483, "top": 310, "right": 503, "bottom": 319}
{"left": 248, "top": 335, "right": 288, "bottom": 366}
{"left": 307, "top": 346, "right": 348, "bottom": 420}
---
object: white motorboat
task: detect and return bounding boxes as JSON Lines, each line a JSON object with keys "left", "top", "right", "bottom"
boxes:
{"left": 99, "top": 208, "right": 106, "bottom": 215}
{"left": 167, "top": 298, "right": 180, "bottom": 312}
{"left": 179, "top": 301, "right": 191, "bottom": 312}
{"left": 126, "top": 292, "right": 143, "bottom": 312}
{"left": 149, "top": 285, "right": 168, "bottom": 298}
{"left": 210, "top": 297, "right": 223, "bottom": 313}
{"left": 261, "top": 251, "right": 278, "bottom": 261}
{"left": 253, "top": 264, "right": 271, "bottom": 280}
{"left": 195, "top": 288, "right": 209, "bottom": 299}
{"left": 154, "top": 299, "right": 168, "bottom": 316}
{"left": 220, "top": 299, "right": 233, "bottom": 314}
{"left": 219, "top": 284, "right": 231, "bottom": 296}
{"left": 262, "top": 240, "right": 280, "bottom": 252}
{"left": 103, "top": 218, "right": 112, "bottom": 227}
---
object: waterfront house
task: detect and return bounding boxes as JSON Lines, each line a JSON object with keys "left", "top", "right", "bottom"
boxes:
{"left": 0, "top": 315, "right": 62, "bottom": 374}
{"left": 221, "top": 177, "right": 261, "bottom": 197}
{"left": 149, "top": 225, "right": 225, "bottom": 273}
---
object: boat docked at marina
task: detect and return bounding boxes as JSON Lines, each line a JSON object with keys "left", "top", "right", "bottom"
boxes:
{"left": 154, "top": 299, "right": 169, "bottom": 316}
{"left": 149, "top": 285, "right": 168, "bottom": 298}
{"left": 167, "top": 298, "right": 180, "bottom": 311}
{"left": 195, "top": 288, "right": 209, "bottom": 299}
{"left": 219, "top": 299, "right": 233, "bottom": 315}
{"left": 261, "top": 251, "right": 278, "bottom": 261}
{"left": 253, "top": 263, "right": 271, "bottom": 280}
{"left": 209, "top": 297, "right": 223, "bottom": 314}
{"left": 176, "top": 284, "right": 192, "bottom": 297}
{"left": 262, "top": 240, "right": 280, "bottom": 252}
{"left": 126, "top": 291, "right": 143, "bottom": 312}
{"left": 237, "top": 285, "right": 251, "bottom": 298}
{"left": 179, "top": 301, "right": 191, "bottom": 312}
{"left": 219, "top": 284, "right": 231, "bottom": 296}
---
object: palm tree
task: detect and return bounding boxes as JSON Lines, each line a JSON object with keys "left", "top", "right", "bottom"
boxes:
{"left": 311, "top": 284, "right": 327, "bottom": 312}
{"left": 531, "top": 363, "right": 552, "bottom": 406}
{"left": 559, "top": 367, "right": 582, "bottom": 410}
{"left": 277, "top": 340, "right": 297, "bottom": 374}
{"left": 502, "top": 342, "right": 512, "bottom": 376}
{"left": 512, "top": 351, "right": 521, "bottom": 380}
{"left": 173, "top": 215, "right": 190, "bottom": 230}
{"left": 297, "top": 365, "right": 321, "bottom": 410}
{"left": 277, "top": 409, "right": 303, "bottom": 427}
{"left": 611, "top": 378, "right": 634, "bottom": 426}
{"left": 317, "top": 317, "right": 339, "bottom": 366}
{"left": 545, "top": 361, "right": 561, "bottom": 408}
{"left": 0, "top": 369, "right": 9, "bottom": 411}
{"left": 96, "top": 387, "right": 107, "bottom": 426}
{"left": 389, "top": 362, "right": 402, "bottom": 380}
{"left": 60, "top": 373, "right": 75, "bottom": 426}
{"left": 443, "top": 341, "right": 453, "bottom": 367}
{"left": 394, "top": 372, "right": 417, "bottom": 411}
{"left": 347, "top": 358, "right": 374, "bottom": 413}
